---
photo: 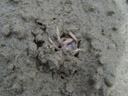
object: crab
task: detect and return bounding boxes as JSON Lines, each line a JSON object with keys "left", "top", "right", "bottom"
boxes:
{"left": 49, "top": 26, "right": 85, "bottom": 54}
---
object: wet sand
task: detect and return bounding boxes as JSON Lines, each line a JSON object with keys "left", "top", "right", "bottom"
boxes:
{"left": 0, "top": 0, "right": 128, "bottom": 96}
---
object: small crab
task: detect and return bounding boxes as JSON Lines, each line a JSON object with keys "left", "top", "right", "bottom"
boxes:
{"left": 49, "top": 26, "right": 85, "bottom": 54}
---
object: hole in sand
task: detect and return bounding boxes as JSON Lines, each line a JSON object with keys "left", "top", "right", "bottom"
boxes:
{"left": 61, "top": 75, "right": 65, "bottom": 79}
{"left": 34, "top": 40, "right": 44, "bottom": 49}
{"left": 74, "top": 52, "right": 79, "bottom": 57}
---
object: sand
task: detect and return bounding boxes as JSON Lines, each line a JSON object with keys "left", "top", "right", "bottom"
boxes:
{"left": 0, "top": 0, "right": 128, "bottom": 96}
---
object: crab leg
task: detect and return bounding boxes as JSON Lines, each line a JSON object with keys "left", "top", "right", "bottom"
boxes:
{"left": 62, "top": 38, "right": 73, "bottom": 46}
{"left": 68, "top": 31, "right": 77, "bottom": 43}
{"left": 48, "top": 37, "right": 60, "bottom": 51}
{"left": 74, "top": 48, "right": 85, "bottom": 52}
{"left": 73, "top": 48, "right": 85, "bottom": 56}
{"left": 56, "top": 26, "right": 61, "bottom": 43}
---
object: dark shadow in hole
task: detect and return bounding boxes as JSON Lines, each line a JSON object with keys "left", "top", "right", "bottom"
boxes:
{"left": 53, "top": 18, "right": 56, "bottom": 20}
{"left": 34, "top": 40, "right": 44, "bottom": 49}
{"left": 35, "top": 20, "right": 47, "bottom": 31}
{"left": 101, "top": 29, "right": 105, "bottom": 35}
{"left": 112, "top": 27, "right": 118, "bottom": 31}
{"left": 37, "top": 22, "right": 43, "bottom": 26}
{"left": 61, "top": 75, "right": 65, "bottom": 79}
{"left": 31, "top": 32, "right": 44, "bottom": 49}
{"left": 78, "top": 40, "right": 81, "bottom": 48}
{"left": 72, "top": 70, "right": 78, "bottom": 76}
{"left": 54, "top": 44, "right": 61, "bottom": 51}
{"left": 106, "top": 11, "right": 115, "bottom": 16}
{"left": 36, "top": 55, "right": 50, "bottom": 73}
{"left": 74, "top": 52, "right": 79, "bottom": 57}
{"left": 55, "top": 48, "right": 58, "bottom": 51}
{"left": 35, "top": 55, "right": 42, "bottom": 71}
{"left": 88, "top": 78, "right": 95, "bottom": 86}
{"left": 61, "top": 32, "right": 67, "bottom": 38}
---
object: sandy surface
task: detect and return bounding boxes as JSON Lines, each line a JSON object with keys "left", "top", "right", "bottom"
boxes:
{"left": 0, "top": 0, "right": 128, "bottom": 96}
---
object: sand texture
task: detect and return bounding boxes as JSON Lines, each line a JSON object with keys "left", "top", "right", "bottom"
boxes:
{"left": 0, "top": 0, "right": 128, "bottom": 96}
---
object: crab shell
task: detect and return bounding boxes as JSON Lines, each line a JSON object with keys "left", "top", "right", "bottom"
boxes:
{"left": 66, "top": 41, "right": 77, "bottom": 50}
